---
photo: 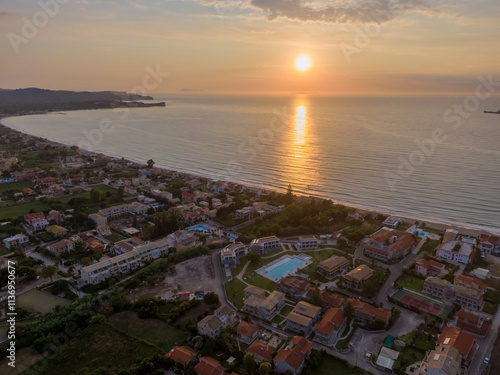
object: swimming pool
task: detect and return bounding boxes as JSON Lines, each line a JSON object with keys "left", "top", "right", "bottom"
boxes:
{"left": 413, "top": 229, "right": 429, "bottom": 237}
{"left": 462, "top": 237, "right": 475, "bottom": 244}
{"left": 264, "top": 257, "right": 306, "bottom": 280}
{"left": 188, "top": 224, "right": 214, "bottom": 233}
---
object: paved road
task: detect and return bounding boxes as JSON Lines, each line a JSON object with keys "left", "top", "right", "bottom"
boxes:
{"left": 469, "top": 308, "right": 500, "bottom": 375}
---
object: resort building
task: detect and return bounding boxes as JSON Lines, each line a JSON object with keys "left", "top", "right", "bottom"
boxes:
{"left": 296, "top": 235, "right": 318, "bottom": 250}
{"left": 273, "top": 336, "right": 313, "bottom": 375}
{"left": 3, "top": 233, "right": 29, "bottom": 249}
{"left": 113, "top": 237, "right": 145, "bottom": 255}
{"left": 166, "top": 346, "right": 197, "bottom": 368}
{"left": 364, "top": 229, "right": 415, "bottom": 262}
{"left": 436, "top": 240, "right": 474, "bottom": 264}
{"left": 419, "top": 345, "right": 462, "bottom": 375}
{"left": 235, "top": 206, "right": 254, "bottom": 219}
{"left": 305, "top": 288, "right": 344, "bottom": 311}
{"left": 436, "top": 326, "right": 478, "bottom": 365}
{"left": 250, "top": 236, "right": 281, "bottom": 255}
{"left": 220, "top": 242, "right": 246, "bottom": 268}
{"left": 415, "top": 258, "right": 446, "bottom": 277}
{"left": 286, "top": 301, "right": 321, "bottom": 335}
{"left": 342, "top": 265, "right": 374, "bottom": 291}
{"left": 246, "top": 340, "right": 275, "bottom": 363}
{"left": 313, "top": 308, "right": 346, "bottom": 346}
{"left": 454, "top": 309, "right": 490, "bottom": 336}
{"left": 453, "top": 275, "right": 487, "bottom": 293}
{"left": 382, "top": 216, "right": 403, "bottom": 228}
{"left": 242, "top": 290, "right": 285, "bottom": 321}
{"left": 194, "top": 357, "right": 226, "bottom": 375}
{"left": 480, "top": 234, "right": 500, "bottom": 255}
{"left": 347, "top": 298, "right": 391, "bottom": 327}
{"left": 316, "top": 256, "right": 350, "bottom": 279}
{"left": 453, "top": 285, "right": 484, "bottom": 311}
{"left": 423, "top": 277, "right": 450, "bottom": 298}
{"left": 80, "top": 237, "right": 170, "bottom": 284}
{"left": 236, "top": 321, "right": 260, "bottom": 344}
{"left": 276, "top": 277, "right": 311, "bottom": 298}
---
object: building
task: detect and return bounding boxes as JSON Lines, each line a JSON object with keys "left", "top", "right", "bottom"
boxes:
{"left": 453, "top": 285, "right": 484, "bottom": 311}
{"left": 273, "top": 336, "right": 313, "bottom": 375}
{"left": 46, "top": 225, "right": 68, "bottom": 237}
{"left": 286, "top": 301, "right": 321, "bottom": 335}
{"left": 214, "top": 305, "right": 239, "bottom": 327}
{"left": 3, "top": 233, "right": 29, "bottom": 249}
{"left": 415, "top": 258, "right": 446, "bottom": 277}
{"left": 243, "top": 290, "right": 285, "bottom": 321}
{"left": 480, "top": 234, "right": 500, "bottom": 255}
{"left": 246, "top": 340, "right": 275, "bottom": 363}
{"left": 454, "top": 309, "right": 490, "bottom": 336}
{"left": 342, "top": 265, "right": 374, "bottom": 291}
{"left": 244, "top": 285, "right": 267, "bottom": 299}
{"left": 235, "top": 206, "right": 254, "bottom": 219}
{"left": 80, "top": 237, "right": 170, "bottom": 284}
{"left": 220, "top": 242, "right": 246, "bottom": 268}
{"left": 382, "top": 216, "right": 402, "bottom": 228}
{"left": 88, "top": 213, "right": 107, "bottom": 226}
{"left": 194, "top": 357, "right": 226, "bottom": 375}
{"left": 197, "top": 315, "right": 224, "bottom": 339}
{"left": 419, "top": 345, "right": 462, "bottom": 375}
{"left": 453, "top": 275, "right": 487, "bottom": 292}
{"left": 305, "top": 288, "right": 344, "bottom": 311}
{"left": 365, "top": 229, "right": 415, "bottom": 262}
{"left": 347, "top": 298, "right": 391, "bottom": 327}
{"left": 423, "top": 277, "right": 450, "bottom": 298}
{"left": 98, "top": 204, "right": 130, "bottom": 219}
{"left": 296, "top": 235, "right": 318, "bottom": 250}
{"left": 316, "top": 256, "right": 350, "bottom": 279}
{"left": 471, "top": 268, "right": 490, "bottom": 280}
{"left": 47, "top": 239, "right": 74, "bottom": 255}
{"left": 436, "top": 326, "right": 478, "bottom": 365}
{"left": 250, "top": 236, "right": 281, "bottom": 255}
{"left": 442, "top": 229, "right": 459, "bottom": 243}
{"left": 236, "top": 321, "right": 260, "bottom": 344}
{"left": 276, "top": 277, "right": 311, "bottom": 298}
{"left": 313, "top": 308, "right": 346, "bottom": 346}
{"left": 436, "top": 241, "right": 475, "bottom": 264}
{"left": 24, "top": 212, "right": 49, "bottom": 231}
{"left": 166, "top": 346, "right": 197, "bottom": 368}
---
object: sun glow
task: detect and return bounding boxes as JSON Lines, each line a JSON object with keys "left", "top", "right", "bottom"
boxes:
{"left": 294, "top": 54, "right": 312, "bottom": 72}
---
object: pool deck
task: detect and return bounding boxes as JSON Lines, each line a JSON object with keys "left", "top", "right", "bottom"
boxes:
{"left": 255, "top": 254, "right": 312, "bottom": 282}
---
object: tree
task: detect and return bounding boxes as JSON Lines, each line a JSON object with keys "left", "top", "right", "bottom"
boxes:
{"left": 117, "top": 186, "right": 124, "bottom": 197}
{"left": 111, "top": 293, "right": 132, "bottom": 311}
{"left": 243, "top": 355, "right": 257, "bottom": 374}
{"left": 41, "top": 265, "right": 58, "bottom": 281}
{"left": 344, "top": 301, "right": 354, "bottom": 321}
{"left": 310, "top": 288, "right": 322, "bottom": 307}
{"left": 90, "top": 188, "right": 105, "bottom": 202}
{"left": 246, "top": 251, "right": 261, "bottom": 264}
{"left": 147, "top": 159, "right": 155, "bottom": 169}
{"left": 259, "top": 362, "right": 272, "bottom": 375}
{"left": 285, "top": 184, "right": 294, "bottom": 204}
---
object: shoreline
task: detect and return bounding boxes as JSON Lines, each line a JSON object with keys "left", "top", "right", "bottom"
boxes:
{"left": 2, "top": 114, "right": 500, "bottom": 237}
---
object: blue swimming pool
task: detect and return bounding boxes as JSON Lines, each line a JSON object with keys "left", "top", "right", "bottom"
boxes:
{"left": 462, "top": 237, "right": 475, "bottom": 244}
{"left": 413, "top": 229, "right": 429, "bottom": 237}
{"left": 188, "top": 224, "right": 213, "bottom": 233}
{"left": 265, "top": 257, "right": 306, "bottom": 279}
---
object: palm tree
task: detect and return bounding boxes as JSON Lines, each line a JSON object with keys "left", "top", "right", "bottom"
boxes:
{"left": 147, "top": 159, "right": 155, "bottom": 169}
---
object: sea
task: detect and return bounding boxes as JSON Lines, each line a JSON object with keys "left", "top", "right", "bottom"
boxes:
{"left": 2, "top": 94, "right": 500, "bottom": 232}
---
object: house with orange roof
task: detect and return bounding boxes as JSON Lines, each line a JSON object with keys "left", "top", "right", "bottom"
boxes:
{"left": 305, "top": 288, "right": 344, "bottom": 311}
{"left": 415, "top": 258, "right": 446, "bottom": 277}
{"left": 276, "top": 277, "right": 311, "bottom": 298}
{"left": 347, "top": 298, "right": 391, "bottom": 328}
{"left": 365, "top": 229, "right": 415, "bottom": 262}
{"left": 313, "top": 308, "right": 346, "bottom": 346}
{"left": 436, "top": 326, "right": 478, "bottom": 364}
{"left": 166, "top": 346, "right": 197, "bottom": 368}
{"left": 480, "top": 234, "right": 500, "bottom": 255}
{"left": 246, "top": 340, "right": 275, "bottom": 363}
{"left": 236, "top": 321, "right": 260, "bottom": 344}
{"left": 453, "top": 275, "right": 487, "bottom": 293}
{"left": 194, "top": 357, "right": 226, "bottom": 375}
{"left": 274, "top": 336, "right": 313, "bottom": 375}
{"left": 454, "top": 309, "right": 490, "bottom": 336}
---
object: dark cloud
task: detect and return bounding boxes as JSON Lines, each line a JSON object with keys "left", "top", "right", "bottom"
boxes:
{"left": 249, "top": 0, "right": 434, "bottom": 24}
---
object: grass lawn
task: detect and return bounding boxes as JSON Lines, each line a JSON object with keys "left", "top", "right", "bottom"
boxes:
{"left": 0, "top": 181, "right": 32, "bottom": 193}
{"left": 483, "top": 302, "right": 498, "bottom": 315}
{"left": 20, "top": 322, "right": 161, "bottom": 375}
{"left": 108, "top": 310, "right": 187, "bottom": 352}
{"left": 107, "top": 231, "right": 127, "bottom": 243}
{"left": 17, "top": 289, "right": 71, "bottom": 315}
{"left": 485, "top": 289, "right": 500, "bottom": 304}
{"left": 395, "top": 274, "right": 425, "bottom": 293}
{"left": 175, "top": 302, "right": 213, "bottom": 328}
{"left": 398, "top": 346, "right": 426, "bottom": 368}
{"left": 272, "top": 314, "right": 286, "bottom": 325}
{"left": 314, "top": 354, "right": 363, "bottom": 375}
{"left": 226, "top": 278, "right": 248, "bottom": 309}
{"left": 280, "top": 304, "right": 295, "bottom": 316}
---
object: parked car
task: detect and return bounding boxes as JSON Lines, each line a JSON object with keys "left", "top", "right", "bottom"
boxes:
{"left": 484, "top": 357, "right": 490, "bottom": 364}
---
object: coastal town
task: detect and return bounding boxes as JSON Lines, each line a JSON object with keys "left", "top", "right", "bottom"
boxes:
{"left": 1, "top": 122, "right": 500, "bottom": 375}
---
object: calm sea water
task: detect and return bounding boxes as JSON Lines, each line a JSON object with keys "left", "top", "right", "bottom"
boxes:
{"left": 3, "top": 94, "right": 500, "bottom": 231}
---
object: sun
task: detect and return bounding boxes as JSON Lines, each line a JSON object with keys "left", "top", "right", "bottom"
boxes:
{"left": 294, "top": 54, "right": 313, "bottom": 72}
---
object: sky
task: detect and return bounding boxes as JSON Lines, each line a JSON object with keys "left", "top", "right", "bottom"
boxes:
{"left": 0, "top": 0, "right": 499, "bottom": 94}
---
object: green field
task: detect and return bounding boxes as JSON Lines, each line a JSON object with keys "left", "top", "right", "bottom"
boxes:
{"left": 108, "top": 310, "right": 187, "bottom": 352}
{"left": 0, "top": 181, "right": 32, "bottom": 193}
{"left": 20, "top": 322, "right": 161, "bottom": 375}
{"left": 225, "top": 278, "right": 248, "bottom": 309}
{"left": 314, "top": 354, "right": 364, "bottom": 375}
{"left": 395, "top": 274, "right": 425, "bottom": 293}
{"left": 17, "top": 289, "right": 71, "bottom": 315}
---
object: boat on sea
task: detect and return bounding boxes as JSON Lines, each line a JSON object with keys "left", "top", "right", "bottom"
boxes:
{"left": 484, "top": 110, "right": 500, "bottom": 114}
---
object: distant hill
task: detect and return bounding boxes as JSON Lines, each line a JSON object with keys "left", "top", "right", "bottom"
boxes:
{"left": 0, "top": 88, "right": 156, "bottom": 113}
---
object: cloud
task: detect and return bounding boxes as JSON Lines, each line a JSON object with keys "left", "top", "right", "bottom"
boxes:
{"left": 189, "top": 0, "right": 437, "bottom": 24}
{"left": 249, "top": 0, "right": 435, "bottom": 24}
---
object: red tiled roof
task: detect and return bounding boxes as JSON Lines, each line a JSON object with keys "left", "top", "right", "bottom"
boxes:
{"left": 306, "top": 288, "right": 344, "bottom": 309}
{"left": 166, "top": 346, "right": 197, "bottom": 368}
{"left": 236, "top": 321, "right": 259, "bottom": 339}
{"left": 347, "top": 298, "right": 391, "bottom": 323}
{"left": 277, "top": 277, "right": 310, "bottom": 292}
{"left": 437, "top": 326, "right": 476, "bottom": 358}
{"left": 480, "top": 234, "right": 500, "bottom": 244}
{"left": 274, "top": 337, "right": 312, "bottom": 372}
{"left": 247, "top": 340, "right": 275, "bottom": 361}
{"left": 367, "top": 229, "right": 415, "bottom": 255}
{"left": 454, "top": 275, "right": 487, "bottom": 291}
{"left": 315, "top": 308, "right": 345, "bottom": 335}
{"left": 195, "top": 357, "right": 225, "bottom": 375}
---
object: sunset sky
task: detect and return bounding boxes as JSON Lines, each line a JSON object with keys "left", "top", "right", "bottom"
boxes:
{"left": 1, "top": 0, "right": 499, "bottom": 94}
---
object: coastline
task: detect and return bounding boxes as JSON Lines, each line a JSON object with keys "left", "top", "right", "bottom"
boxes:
{"left": 1, "top": 114, "right": 500, "bottom": 237}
